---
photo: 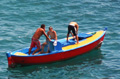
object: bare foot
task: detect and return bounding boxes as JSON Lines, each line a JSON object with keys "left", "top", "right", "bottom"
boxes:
{"left": 77, "top": 42, "right": 79, "bottom": 44}
{"left": 38, "top": 52, "right": 41, "bottom": 54}
{"left": 34, "top": 52, "right": 41, "bottom": 55}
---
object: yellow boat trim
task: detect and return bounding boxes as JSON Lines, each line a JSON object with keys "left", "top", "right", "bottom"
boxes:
{"left": 14, "top": 52, "right": 27, "bottom": 56}
{"left": 62, "top": 30, "right": 104, "bottom": 50}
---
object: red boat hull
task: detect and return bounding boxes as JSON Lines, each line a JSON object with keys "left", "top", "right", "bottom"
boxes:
{"left": 10, "top": 33, "right": 106, "bottom": 65}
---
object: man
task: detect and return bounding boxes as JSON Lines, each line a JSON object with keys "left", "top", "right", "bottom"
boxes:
{"left": 28, "top": 24, "right": 51, "bottom": 55}
{"left": 67, "top": 22, "right": 79, "bottom": 44}
{"left": 39, "top": 26, "right": 57, "bottom": 54}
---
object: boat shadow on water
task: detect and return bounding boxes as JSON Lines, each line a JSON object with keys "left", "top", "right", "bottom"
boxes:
{"left": 7, "top": 49, "right": 103, "bottom": 77}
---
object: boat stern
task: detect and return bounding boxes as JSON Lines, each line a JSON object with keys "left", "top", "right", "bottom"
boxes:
{"left": 6, "top": 52, "right": 15, "bottom": 68}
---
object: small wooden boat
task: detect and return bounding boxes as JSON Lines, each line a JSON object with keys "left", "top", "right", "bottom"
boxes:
{"left": 6, "top": 28, "right": 107, "bottom": 67}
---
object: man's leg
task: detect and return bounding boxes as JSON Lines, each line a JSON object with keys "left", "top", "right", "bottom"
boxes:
{"left": 42, "top": 42, "right": 47, "bottom": 52}
{"left": 76, "top": 35, "right": 79, "bottom": 44}
{"left": 67, "top": 34, "right": 69, "bottom": 41}
{"left": 32, "top": 48, "right": 40, "bottom": 55}
{"left": 28, "top": 47, "right": 32, "bottom": 55}
{"left": 71, "top": 27, "right": 79, "bottom": 44}
{"left": 29, "top": 40, "right": 34, "bottom": 55}
{"left": 67, "top": 25, "right": 71, "bottom": 41}
{"left": 37, "top": 42, "right": 47, "bottom": 54}
{"left": 46, "top": 45, "right": 50, "bottom": 53}
{"left": 32, "top": 40, "right": 41, "bottom": 55}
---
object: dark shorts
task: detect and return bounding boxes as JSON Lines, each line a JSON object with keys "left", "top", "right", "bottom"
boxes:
{"left": 67, "top": 25, "right": 77, "bottom": 36}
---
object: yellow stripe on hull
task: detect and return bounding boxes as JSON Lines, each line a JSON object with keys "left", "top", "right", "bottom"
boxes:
{"left": 14, "top": 52, "right": 27, "bottom": 56}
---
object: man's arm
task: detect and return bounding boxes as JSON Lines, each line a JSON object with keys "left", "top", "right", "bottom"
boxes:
{"left": 75, "top": 23, "right": 79, "bottom": 32}
{"left": 47, "top": 31, "right": 49, "bottom": 37}
{"left": 53, "top": 31, "right": 57, "bottom": 40}
{"left": 43, "top": 30, "right": 51, "bottom": 41}
{"left": 67, "top": 34, "right": 69, "bottom": 42}
{"left": 46, "top": 31, "right": 50, "bottom": 41}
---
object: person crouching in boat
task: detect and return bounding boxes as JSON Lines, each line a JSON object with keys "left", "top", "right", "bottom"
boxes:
{"left": 28, "top": 24, "right": 51, "bottom": 55}
{"left": 67, "top": 22, "right": 79, "bottom": 44}
{"left": 38, "top": 26, "right": 57, "bottom": 54}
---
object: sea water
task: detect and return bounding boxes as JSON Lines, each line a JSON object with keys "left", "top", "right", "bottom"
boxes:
{"left": 0, "top": 0, "right": 120, "bottom": 79}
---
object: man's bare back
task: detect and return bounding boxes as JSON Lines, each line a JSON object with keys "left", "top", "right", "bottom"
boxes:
{"left": 32, "top": 28, "right": 44, "bottom": 39}
{"left": 69, "top": 22, "right": 79, "bottom": 31}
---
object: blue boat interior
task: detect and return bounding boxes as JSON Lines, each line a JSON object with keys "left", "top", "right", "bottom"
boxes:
{"left": 49, "top": 33, "right": 93, "bottom": 51}
{"left": 12, "top": 33, "right": 94, "bottom": 55}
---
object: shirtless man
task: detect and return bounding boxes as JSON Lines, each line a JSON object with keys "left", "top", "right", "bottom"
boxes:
{"left": 39, "top": 26, "right": 57, "bottom": 53}
{"left": 28, "top": 24, "right": 51, "bottom": 55}
{"left": 67, "top": 22, "right": 79, "bottom": 44}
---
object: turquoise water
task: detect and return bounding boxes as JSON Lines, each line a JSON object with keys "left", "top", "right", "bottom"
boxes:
{"left": 0, "top": 0, "right": 120, "bottom": 79}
